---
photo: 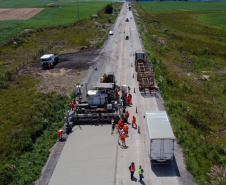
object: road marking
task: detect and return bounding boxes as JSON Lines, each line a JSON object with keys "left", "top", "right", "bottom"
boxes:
{"left": 53, "top": 142, "right": 61, "bottom": 155}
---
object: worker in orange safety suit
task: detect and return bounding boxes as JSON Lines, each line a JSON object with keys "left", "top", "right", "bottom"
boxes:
{"left": 58, "top": 129, "right": 63, "bottom": 140}
{"left": 125, "top": 111, "right": 130, "bottom": 122}
{"left": 132, "top": 115, "right": 137, "bottom": 128}
{"left": 118, "top": 119, "right": 123, "bottom": 132}
{"left": 128, "top": 93, "right": 132, "bottom": 105}
{"left": 70, "top": 101, "right": 74, "bottom": 111}
{"left": 123, "top": 123, "right": 128, "bottom": 137}
{"left": 120, "top": 132, "right": 126, "bottom": 147}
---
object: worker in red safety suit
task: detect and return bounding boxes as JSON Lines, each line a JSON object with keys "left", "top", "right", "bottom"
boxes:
{"left": 120, "top": 132, "right": 126, "bottom": 147}
{"left": 123, "top": 123, "right": 128, "bottom": 137}
{"left": 125, "top": 111, "right": 130, "bottom": 123}
{"left": 132, "top": 115, "right": 137, "bottom": 128}
{"left": 58, "top": 129, "right": 63, "bottom": 140}
{"left": 70, "top": 101, "right": 74, "bottom": 111}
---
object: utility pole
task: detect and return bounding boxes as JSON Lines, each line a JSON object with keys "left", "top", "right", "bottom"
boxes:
{"left": 77, "top": 0, "right": 80, "bottom": 21}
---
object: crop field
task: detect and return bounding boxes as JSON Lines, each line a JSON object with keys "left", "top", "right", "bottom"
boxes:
{"left": 0, "top": 0, "right": 113, "bottom": 45}
{"left": 133, "top": 2, "right": 226, "bottom": 185}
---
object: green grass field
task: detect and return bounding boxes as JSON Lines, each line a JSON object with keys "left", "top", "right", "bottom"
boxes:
{"left": 198, "top": 13, "right": 226, "bottom": 29}
{"left": 133, "top": 2, "right": 226, "bottom": 184}
{"left": 139, "top": 1, "right": 226, "bottom": 12}
{"left": 139, "top": 1, "right": 226, "bottom": 29}
{"left": 0, "top": 0, "right": 114, "bottom": 45}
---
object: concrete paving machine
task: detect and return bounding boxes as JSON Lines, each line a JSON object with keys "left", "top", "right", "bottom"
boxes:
{"left": 68, "top": 83, "right": 119, "bottom": 125}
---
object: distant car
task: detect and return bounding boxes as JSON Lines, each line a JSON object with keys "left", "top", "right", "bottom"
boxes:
{"left": 130, "top": 17, "right": 132, "bottom": 19}
{"left": 126, "top": 18, "right": 129, "bottom": 22}
{"left": 126, "top": 36, "right": 129, "bottom": 40}
{"left": 109, "top": 31, "right": 114, "bottom": 35}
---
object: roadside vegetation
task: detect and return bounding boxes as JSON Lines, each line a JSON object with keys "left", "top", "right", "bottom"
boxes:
{"left": 133, "top": 2, "right": 226, "bottom": 184}
{"left": 0, "top": 2, "right": 122, "bottom": 185}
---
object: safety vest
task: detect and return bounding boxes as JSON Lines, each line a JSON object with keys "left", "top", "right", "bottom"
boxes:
{"left": 131, "top": 165, "right": 135, "bottom": 172}
{"left": 138, "top": 168, "right": 143, "bottom": 174}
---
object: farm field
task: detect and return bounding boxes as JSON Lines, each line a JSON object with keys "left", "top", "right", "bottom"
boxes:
{"left": 0, "top": 0, "right": 110, "bottom": 45}
{"left": 0, "top": 2, "right": 122, "bottom": 184}
{"left": 134, "top": 1, "right": 226, "bottom": 184}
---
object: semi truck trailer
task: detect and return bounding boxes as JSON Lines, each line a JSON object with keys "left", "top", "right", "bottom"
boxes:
{"left": 145, "top": 111, "right": 175, "bottom": 162}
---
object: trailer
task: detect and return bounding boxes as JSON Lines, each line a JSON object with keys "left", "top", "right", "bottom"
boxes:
{"left": 134, "top": 51, "right": 156, "bottom": 92}
{"left": 145, "top": 111, "right": 175, "bottom": 162}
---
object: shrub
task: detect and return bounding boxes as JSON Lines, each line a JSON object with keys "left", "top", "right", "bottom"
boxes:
{"left": 105, "top": 4, "right": 113, "bottom": 14}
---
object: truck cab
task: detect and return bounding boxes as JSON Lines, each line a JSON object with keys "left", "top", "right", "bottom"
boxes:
{"left": 40, "top": 54, "right": 58, "bottom": 69}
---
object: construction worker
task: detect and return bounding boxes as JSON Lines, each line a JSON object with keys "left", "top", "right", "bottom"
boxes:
{"left": 138, "top": 165, "right": 144, "bottom": 182}
{"left": 48, "top": 63, "right": 51, "bottom": 70}
{"left": 70, "top": 101, "right": 74, "bottom": 111}
{"left": 125, "top": 111, "right": 130, "bottom": 122}
{"left": 118, "top": 119, "right": 123, "bottom": 132}
{"left": 123, "top": 123, "right": 128, "bottom": 137}
{"left": 128, "top": 86, "right": 131, "bottom": 93}
{"left": 128, "top": 93, "right": 132, "bottom": 105}
{"left": 132, "top": 115, "right": 137, "bottom": 128}
{"left": 58, "top": 129, "right": 63, "bottom": 140}
{"left": 128, "top": 96, "right": 131, "bottom": 106}
{"left": 73, "top": 98, "right": 76, "bottom": 104}
{"left": 129, "top": 162, "right": 136, "bottom": 180}
{"left": 120, "top": 132, "right": 126, "bottom": 147}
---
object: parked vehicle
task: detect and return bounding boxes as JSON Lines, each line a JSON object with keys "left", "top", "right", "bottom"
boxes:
{"left": 40, "top": 54, "right": 58, "bottom": 69}
{"left": 145, "top": 111, "right": 175, "bottom": 162}
{"left": 109, "top": 30, "right": 114, "bottom": 35}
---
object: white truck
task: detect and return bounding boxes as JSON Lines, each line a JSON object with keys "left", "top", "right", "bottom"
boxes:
{"left": 145, "top": 111, "right": 175, "bottom": 162}
{"left": 40, "top": 54, "right": 58, "bottom": 69}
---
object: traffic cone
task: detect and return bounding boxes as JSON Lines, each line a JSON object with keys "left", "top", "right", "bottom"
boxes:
{"left": 133, "top": 73, "right": 134, "bottom": 78}
{"left": 134, "top": 87, "right": 136, "bottom": 93}
{"left": 136, "top": 106, "right": 138, "bottom": 114}
{"left": 138, "top": 125, "right": 140, "bottom": 134}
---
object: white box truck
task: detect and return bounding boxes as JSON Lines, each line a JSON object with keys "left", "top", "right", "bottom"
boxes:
{"left": 145, "top": 111, "right": 175, "bottom": 162}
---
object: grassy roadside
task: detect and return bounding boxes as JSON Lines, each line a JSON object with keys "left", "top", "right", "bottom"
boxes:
{"left": 133, "top": 2, "right": 226, "bottom": 184}
{"left": 0, "top": 2, "right": 122, "bottom": 185}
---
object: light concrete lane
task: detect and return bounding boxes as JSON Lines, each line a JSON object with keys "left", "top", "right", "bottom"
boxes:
{"left": 49, "top": 125, "right": 118, "bottom": 185}
{"left": 115, "top": 3, "right": 192, "bottom": 185}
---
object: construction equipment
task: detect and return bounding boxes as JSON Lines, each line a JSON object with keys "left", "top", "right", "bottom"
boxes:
{"left": 68, "top": 82, "right": 119, "bottom": 125}
{"left": 134, "top": 51, "right": 156, "bottom": 92}
{"left": 100, "top": 72, "right": 115, "bottom": 83}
